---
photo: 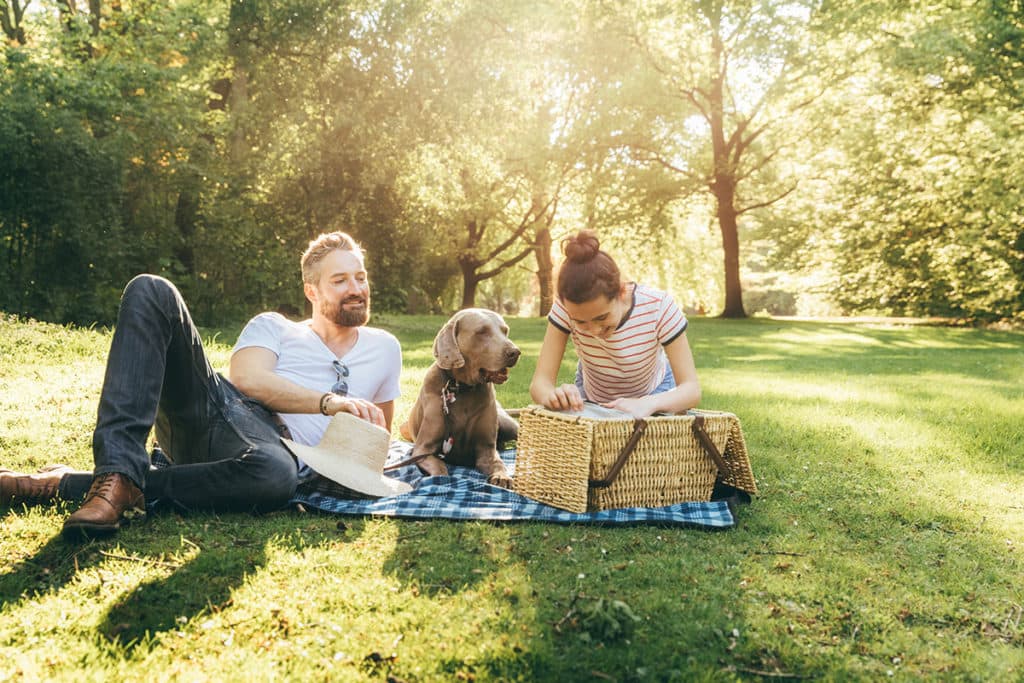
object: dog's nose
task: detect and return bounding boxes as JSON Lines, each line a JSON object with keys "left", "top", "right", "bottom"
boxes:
{"left": 505, "top": 346, "right": 521, "bottom": 367}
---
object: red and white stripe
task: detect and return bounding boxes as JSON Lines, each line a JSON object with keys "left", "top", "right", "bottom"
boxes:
{"left": 548, "top": 284, "right": 687, "bottom": 403}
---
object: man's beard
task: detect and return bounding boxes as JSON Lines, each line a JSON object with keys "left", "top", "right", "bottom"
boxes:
{"left": 323, "top": 294, "right": 370, "bottom": 327}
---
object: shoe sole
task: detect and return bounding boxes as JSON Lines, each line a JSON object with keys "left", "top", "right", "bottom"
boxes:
{"left": 61, "top": 521, "right": 122, "bottom": 540}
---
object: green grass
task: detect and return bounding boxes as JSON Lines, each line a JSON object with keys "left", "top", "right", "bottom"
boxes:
{"left": 1, "top": 312, "right": 1022, "bottom": 681}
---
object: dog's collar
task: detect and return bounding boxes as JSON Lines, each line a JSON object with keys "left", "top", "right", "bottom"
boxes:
{"left": 441, "top": 371, "right": 478, "bottom": 394}
{"left": 440, "top": 372, "right": 480, "bottom": 421}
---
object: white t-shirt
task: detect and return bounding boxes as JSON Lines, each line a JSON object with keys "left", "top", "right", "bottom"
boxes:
{"left": 548, "top": 283, "right": 687, "bottom": 403}
{"left": 232, "top": 312, "right": 402, "bottom": 446}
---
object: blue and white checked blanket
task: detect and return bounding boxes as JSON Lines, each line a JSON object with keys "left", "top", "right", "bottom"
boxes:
{"left": 290, "top": 442, "right": 737, "bottom": 528}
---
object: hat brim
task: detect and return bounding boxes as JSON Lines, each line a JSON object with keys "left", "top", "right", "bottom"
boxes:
{"left": 282, "top": 438, "right": 412, "bottom": 498}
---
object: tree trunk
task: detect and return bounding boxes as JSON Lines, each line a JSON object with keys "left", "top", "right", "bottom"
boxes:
{"left": 460, "top": 260, "right": 479, "bottom": 310}
{"left": 534, "top": 226, "right": 553, "bottom": 317}
{"left": 0, "top": 0, "right": 29, "bottom": 44}
{"left": 456, "top": 210, "right": 540, "bottom": 311}
{"left": 87, "top": 0, "right": 101, "bottom": 35}
{"left": 173, "top": 188, "right": 198, "bottom": 275}
{"left": 716, "top": 192, "right": 746, "bottom": 318}
{"left": 227, "top": 0, "right": 255, "bottom": 166}
{"left": 708, "top": 17, "right": 746, "bottom": 319}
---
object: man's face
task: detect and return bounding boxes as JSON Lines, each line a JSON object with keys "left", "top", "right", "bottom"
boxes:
{"left": 310, "top": 249, "right": 371, "bottom": 327}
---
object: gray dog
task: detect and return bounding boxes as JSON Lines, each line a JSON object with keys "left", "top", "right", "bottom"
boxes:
{"left": 399, "top": 308, "right": 520, "bottom": 487}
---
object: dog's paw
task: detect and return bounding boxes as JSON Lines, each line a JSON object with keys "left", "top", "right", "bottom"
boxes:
{"left": 416, "top": 455, "right": 449, "bottom": 478}
{"left": 487, "top": 473, "right": 513, "bottom": 489}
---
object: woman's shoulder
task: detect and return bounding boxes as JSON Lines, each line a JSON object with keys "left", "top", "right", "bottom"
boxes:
{"left": 632, "top": 282, "right": 671, "bottom": 299}
{"left": 634, "top": 283, "right": 682, "bottom": 309}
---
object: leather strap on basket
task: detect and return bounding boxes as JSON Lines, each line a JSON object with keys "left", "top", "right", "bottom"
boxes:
{"left": 589, "top": 418, "right": 648, "bottom": 488}
{"left": 691, "top": 414, "right": 732, "bottom": 479}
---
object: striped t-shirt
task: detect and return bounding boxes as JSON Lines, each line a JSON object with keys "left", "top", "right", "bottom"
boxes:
{"left": 548, "top": 283, "right": 688, "bottom": 403}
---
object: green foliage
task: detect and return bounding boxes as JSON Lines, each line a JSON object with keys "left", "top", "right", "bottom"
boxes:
{"left": 0, "top": 0, "right": 230, "bottom": 324}
{"left": 0, "top": 47, "right": 123, "bottom": 323}
{"left": 759, "top": 1, "right": 1024, "bottom": 321}
{"left": 829, "top": 2, "right": 1024, "bottom": 319}
{"left": 2, "top": 0, "right": 1024, "bottom": 324}
{"left": 564, "top": 595, "right": 642, "bottom": 644}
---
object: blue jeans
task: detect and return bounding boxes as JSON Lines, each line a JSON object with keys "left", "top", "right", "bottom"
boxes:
{"left": 574, "top": 361, "right": 676, "bottom": 401}
{"left": 59, "top": 275, "right": 298, "bottom": 513}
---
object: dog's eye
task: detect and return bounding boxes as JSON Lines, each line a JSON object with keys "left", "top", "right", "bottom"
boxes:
{"left": 476, "top": 327, "right": 490, "bottom": 336}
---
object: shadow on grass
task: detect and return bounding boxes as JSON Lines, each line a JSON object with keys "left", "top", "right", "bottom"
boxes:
{"left": 380, "top": 520, "right": 519, "bottom": 598}
{"left": 96, "top": 526, "right": 269, "bottom": 651}
{"left": 0, "top": 509, "right": 298, "bottom": 656}
{"left": 0, "top": 525, "right": 83, "bottom": 609}
{"left": 373, "top": 513, "right": 768, "bottom": 680}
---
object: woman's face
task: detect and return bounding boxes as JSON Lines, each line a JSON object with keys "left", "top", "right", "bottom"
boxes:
{"left": 562, "top": 287, "right": 629, "bottom": 339}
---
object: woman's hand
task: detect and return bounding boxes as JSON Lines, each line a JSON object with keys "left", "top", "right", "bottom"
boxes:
{"left": 601, "top": 396, "right": 659, "bottom": 419}
{"left": 541, "top": 383, "right": 584, "bottom": 412}
{"left": 328, "top": 395, "right": 386, "bottom": 428}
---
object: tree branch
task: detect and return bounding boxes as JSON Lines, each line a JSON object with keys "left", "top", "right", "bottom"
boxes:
{"left": 626, "top": 25, "right": 711, "bottom": 119}
{"left": 624, "top": 141, "right": 708, "bottom": 187}
{"left": 736, "top": 184, "right": 797, "bottom": 215}
{"left": 724, "top": 3, "right": 755, "bottom": 45}
{"left": 476, "top": 244, "right": 536, "bottom": 281}
{"left": 732, "top": 120, "right": 771, "bottom": 166}
{"left": 735, "top": 147, "right": 784, "bottom": 183}
{"left": 482, "top": 193, "right": 552, "bottom": 264}
{"left": 0, "top": 2, "right": 15, "bottom": 41}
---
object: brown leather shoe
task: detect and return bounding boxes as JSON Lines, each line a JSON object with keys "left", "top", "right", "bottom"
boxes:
{"left": 62, "top": 473, "right": 145, "bottom": 539}
{"left": 0, "top": 465, "right": 74, "bottom": 506}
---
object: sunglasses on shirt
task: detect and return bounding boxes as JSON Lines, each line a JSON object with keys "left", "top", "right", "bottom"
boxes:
{"left": 332, "top": 360, "right": 350, "bottom": 396}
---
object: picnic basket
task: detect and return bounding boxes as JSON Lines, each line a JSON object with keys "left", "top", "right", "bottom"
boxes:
{"left": 512, "top": 406, "right": 757, "bottom": 513}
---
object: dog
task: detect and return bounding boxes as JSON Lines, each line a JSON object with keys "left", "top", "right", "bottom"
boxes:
{"left": 400, "top": 308, "right": 520, "bottom": 487}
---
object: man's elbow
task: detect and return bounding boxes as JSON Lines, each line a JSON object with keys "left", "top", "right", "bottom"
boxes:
{"left": 229, "top": 371, "right": 260, "bottom": 399}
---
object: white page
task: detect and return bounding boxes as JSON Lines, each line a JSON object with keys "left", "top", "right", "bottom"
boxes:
{"left": 560, "top": 402, "right": 633, "bottom": 420}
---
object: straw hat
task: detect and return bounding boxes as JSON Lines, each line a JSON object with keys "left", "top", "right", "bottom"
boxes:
{"left": 281, "top": 412, "right": 412, "bottom": 498}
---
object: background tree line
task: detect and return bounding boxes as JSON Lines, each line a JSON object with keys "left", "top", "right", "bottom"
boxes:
{"left": 1, "top": 0, "right": 1021, "bottom": 326}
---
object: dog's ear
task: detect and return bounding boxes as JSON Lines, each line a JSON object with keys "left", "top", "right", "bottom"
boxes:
{"left": 433, "top": 314, "right": 465, "bottom": 369}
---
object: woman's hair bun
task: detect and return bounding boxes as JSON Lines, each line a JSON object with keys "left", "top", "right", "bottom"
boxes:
{"left": 556, "top": 229, "right": 621, "bottom": 303}
{"left": 562, "top": 230, "right": 601, "bottom": 264}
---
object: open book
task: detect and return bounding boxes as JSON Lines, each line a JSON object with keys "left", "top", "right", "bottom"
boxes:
{"left": 561, "top": 401, "right": 636, "bottom": 420}
{"left": 558, "top": 401, "right": 680, "bottom": 420}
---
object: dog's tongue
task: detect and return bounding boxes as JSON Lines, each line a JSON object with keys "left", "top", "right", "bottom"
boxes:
{"left": 486, "top": 368, "right": 510, "bottom": 384}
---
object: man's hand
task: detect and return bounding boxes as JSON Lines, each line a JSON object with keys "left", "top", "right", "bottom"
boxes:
{"left": 541, "top": 383, "right": 584, "bottom": 412}
{"left": 327, "top": 395, "right": 386, "bottom": 428}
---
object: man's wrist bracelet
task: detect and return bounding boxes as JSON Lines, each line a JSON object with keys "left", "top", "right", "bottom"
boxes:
{"left": 319, "top": 392, "right": 335, "bottom": 416}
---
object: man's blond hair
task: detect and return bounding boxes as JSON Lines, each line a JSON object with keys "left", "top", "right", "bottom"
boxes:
{"left": 300, "top": 231, "right": 364, "bottom": 285}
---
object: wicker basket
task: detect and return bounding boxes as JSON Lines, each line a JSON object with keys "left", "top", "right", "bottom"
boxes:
{"left": 512, "top": 407, "right": 757, "bottom": 513}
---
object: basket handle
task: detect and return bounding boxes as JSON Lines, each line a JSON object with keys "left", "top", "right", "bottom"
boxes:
{"left": 589, "top": 418, "right": 648, "bottom": 488}
{"left": 691, "top": 414, "right": 733, "bottom": 480}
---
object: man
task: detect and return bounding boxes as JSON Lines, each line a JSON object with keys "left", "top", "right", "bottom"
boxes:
{"left": 0, "top": 231, "right": 401, "bottom": 539}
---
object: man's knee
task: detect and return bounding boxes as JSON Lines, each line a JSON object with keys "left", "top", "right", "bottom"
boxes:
{"left": 121, "top": 274, "right": 180, "bottom": 308}
{"left": 118, "top": 274, "right": 191, "bottom": 327}
{"left": 244, "top": 448, "right": 298, "bottom": 510}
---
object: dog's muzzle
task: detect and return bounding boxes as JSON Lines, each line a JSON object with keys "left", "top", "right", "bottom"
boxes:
{"left": 481, "top": 346, "right": 520, "bottom": 384}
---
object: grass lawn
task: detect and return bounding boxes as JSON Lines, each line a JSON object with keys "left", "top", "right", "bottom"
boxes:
{"left": 1, "top": 312, "right": 1022, "bottom": 681}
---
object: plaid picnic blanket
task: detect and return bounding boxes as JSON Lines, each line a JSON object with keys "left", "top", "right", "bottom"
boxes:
{"left": 290, "top": 442, "right": 738, "bottom": 528}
